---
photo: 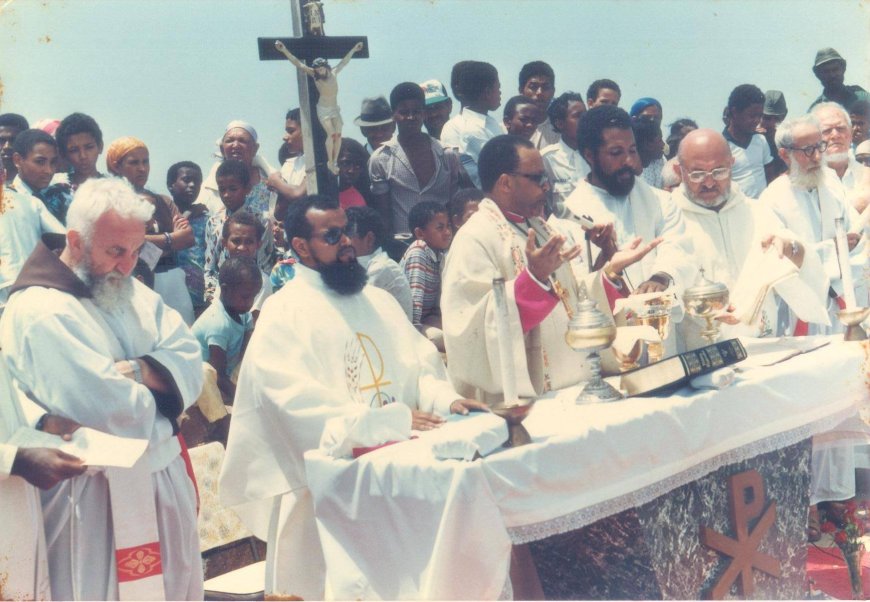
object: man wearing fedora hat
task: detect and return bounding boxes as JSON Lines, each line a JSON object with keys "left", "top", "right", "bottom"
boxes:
{"left": 354, "top": 96, "right": 396, "bottom": 154}
{"left": 809, "top": 47, "right": 870, "bottom": 111}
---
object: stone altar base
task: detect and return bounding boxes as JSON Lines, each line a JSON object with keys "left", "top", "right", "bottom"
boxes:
{"left": 526, "top": 439, "right": 812, "bottom": 599}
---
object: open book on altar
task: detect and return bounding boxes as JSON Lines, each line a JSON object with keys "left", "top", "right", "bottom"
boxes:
{"left": 8, "top": 426, "right": 148, "bottom": 469}
{"left": 729, "top": 245, "right": 829, "bottom": 327}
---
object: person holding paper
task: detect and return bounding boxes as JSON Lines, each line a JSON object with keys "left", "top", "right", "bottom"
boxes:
{"left": 219, "top": 194, "right": 485, "bottom": 600}
{"left": 670, "top": 129, "right": 827, "bottom": 350}
{"left": 0, "top": 359, "right": 84, "bottom": 600}
{"left": 760, "top": 114, "right": 865, "bottom": 334}
{"left": 441, "top": 134, "right": 659, "bottom": 403}
{"left": 0, "top": 177, "right": 204, "bottom": 600}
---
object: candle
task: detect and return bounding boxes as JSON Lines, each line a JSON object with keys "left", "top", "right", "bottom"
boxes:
{"left": 492, "top": 278, "right": 519, "bottom": 404}
{"left": 834, "top": 217, "right": 857, "bottom": 309}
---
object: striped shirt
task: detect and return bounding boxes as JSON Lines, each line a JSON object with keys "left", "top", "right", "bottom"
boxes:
{"left": 400, "top": 240, "right": 442, "bottom": 326}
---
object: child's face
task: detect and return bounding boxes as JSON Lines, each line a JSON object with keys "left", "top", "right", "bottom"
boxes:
{"left": 416, "top": 211, "right": 452, "bottom": 251}
{"left": 452, "top": 200, "right": 480, "bottom": 230}
{"left": 222, "top": 279, "right": 260, "bottom": 315}
{"left": 169, "top": 167, "right": 202, "bottom": 205}
{"left": 14, "top": 142, "right": 59, "bottom": 190}
{"left": 217, "top": 174, "right": 249, "bottom": 212}
{"left": 223, "top": 223, "right": 260, "bottom": 258}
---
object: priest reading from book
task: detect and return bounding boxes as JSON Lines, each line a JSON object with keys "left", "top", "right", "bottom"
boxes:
{"left": 219, "top": 194, "right": 486, "bottom": 600}
{"left": 441, "top": 134, "right": 661, "bottom": 403}
{"left": 671, "top": 129, "right": 828, "bottom": 351}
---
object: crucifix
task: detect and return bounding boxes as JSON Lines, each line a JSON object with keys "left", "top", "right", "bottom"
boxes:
{"left": 258, "top": 0, "right": 368, "bottom": 196}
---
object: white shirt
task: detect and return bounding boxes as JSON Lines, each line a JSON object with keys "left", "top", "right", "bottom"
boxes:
{"left": 440, "top": 107, "right": 506, "bottom": 187}
{"left": 280, "top": 154, "right": 307, "bottom": 187}
{"left": 358, "top": 247, "right": 413, "bottom": 320}
{"left": 530, "top": 119, "right": 561, "bottom": 150}
{"left": 541, "top": 139, "right": 590, "bottom": 216}
{"left": 727, "top": 132, "right": 773, "bottom": 199}
{"left": 0, "top": 188, "right": 64, "bottom": 307}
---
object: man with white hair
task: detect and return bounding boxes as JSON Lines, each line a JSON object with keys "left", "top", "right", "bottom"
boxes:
{"left": 759, "top": 115, "right": 863, "bottom": 334}
{"left": 811, "top": 101, "right": 870, "bottom": 207}
{"left": 671, "top": 129, "right": 826, "bottom": 350}
{"left": 0, "top": 178, "right": 204, "bottom": 600}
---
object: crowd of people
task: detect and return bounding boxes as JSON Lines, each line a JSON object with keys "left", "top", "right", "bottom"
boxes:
{"left": 0, "top": 44, "right": 868, "bottom": 600}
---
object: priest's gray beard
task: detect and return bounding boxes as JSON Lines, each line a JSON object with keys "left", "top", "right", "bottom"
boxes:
{"left": 74, "top": 261, "right": 134, "bottom": 312}
{"left": 681, "top": 182, "right": 730, "bottom": 210}
{"left": 787, "top": 161, "right": 823, "bottom": 191}
{"left": 825, "top": 151, "right": 850, "bottom": 169}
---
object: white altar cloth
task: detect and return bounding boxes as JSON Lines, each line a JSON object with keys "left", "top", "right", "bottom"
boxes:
{"left": 304, "top": 337, "right": 869, "bottom": 600}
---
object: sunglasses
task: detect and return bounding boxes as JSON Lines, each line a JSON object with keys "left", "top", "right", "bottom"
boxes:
{"left": 311, "top": 225, "right": 353, "bottom": 245}
{"left": 510, "top": 172, "right": 549, "bottom": 187}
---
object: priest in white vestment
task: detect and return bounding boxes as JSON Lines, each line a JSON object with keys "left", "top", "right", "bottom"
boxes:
{"left": 219, "top": 194, "right": 484, "bottom": 600}
{"left": 0, "top": 178, "right": 204, "bottom": 601}
{"left": 442, "top": 135, "right": 661, "bottom": 403}
{"left": 0, "top": 360, "right": 85, "bottom": 600}
{"left": 563, "top": 105, "right": 694, "bottom": 296}
{"left": 671, "top": 129, "right": 828, "bottom": 350}
{"left": 760, "top": 114, "right": 867, "bottom": 333}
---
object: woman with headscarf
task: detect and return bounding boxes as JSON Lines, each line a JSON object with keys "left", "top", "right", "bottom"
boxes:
{"left": 196, "top": 121, "right": 276, "bottom": 276}
{"left": 106, "top": 136, "right": 196, "bottom": 324}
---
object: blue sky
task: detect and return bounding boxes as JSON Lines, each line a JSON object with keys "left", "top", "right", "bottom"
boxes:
{"left": 1, "top": 0, "right": 867, "bottom": 191}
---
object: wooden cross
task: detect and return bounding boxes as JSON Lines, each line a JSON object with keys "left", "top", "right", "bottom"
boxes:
{"left": 258, "top": 0, "right": 368, "bottom": 198}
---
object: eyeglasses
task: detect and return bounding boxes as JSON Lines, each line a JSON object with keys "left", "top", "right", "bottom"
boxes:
{"left": 682, "top": 167, "right": 731, "bottom": 184}
{"left": 311, "top": 225, "right": 352, "bottom": 245}
{"left": 510, "top": 172, "right": 549, "bottom": 187}
{"left": 785, "top": 141, "right": 828, "bottom": 157}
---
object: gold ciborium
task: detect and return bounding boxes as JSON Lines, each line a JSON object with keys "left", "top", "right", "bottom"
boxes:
{"left": 565, "top": 285, "right": 622, "bottom": 403}
{"left": 683, "top": 268, "right": 730, "bottom": 345}
{"left": 490, "top": 399, "right": 536, "bottom": 447}
{"left": 838, "top": 307, "right": 870, "bottom": 341}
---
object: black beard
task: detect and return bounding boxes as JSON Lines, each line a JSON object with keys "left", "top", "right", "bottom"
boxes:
{"left": 319, "top": 258, "right": 368, "bottom": 295}
{"left": 593, "top": 163, "right": 636, "bottom": 197}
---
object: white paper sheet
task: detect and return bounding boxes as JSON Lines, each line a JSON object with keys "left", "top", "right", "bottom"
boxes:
{"left": 8, "top": 426, "right": 148, "bottom": 468}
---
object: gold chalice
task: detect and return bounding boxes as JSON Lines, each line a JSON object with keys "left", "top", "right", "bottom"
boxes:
{"left": 565, "top": 285, "right": 622, "bottom": 403}
{"left": 838, "top": 307, "right": 870, "bottom": 341}
{"left": 490, "top": 400, "right": 536, "bottom": 447}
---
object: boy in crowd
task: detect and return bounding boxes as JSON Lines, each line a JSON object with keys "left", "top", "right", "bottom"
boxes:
{"left": 0, "top": 113, "right": 28, "bottom": 182}
{"left": 369, "top": 82, "right": 462, "bottom": 236}
{"left": 215, "top": 212, "right": 273, "bottom": 321}
{"left": 518, "top": 61, "right": 559, "bottom": 149}
{"left": 204, "top": 159, "right": 253, "bottom": 301}
{"left": 193, "top": 256, "right": 261, "bottom": 403}
{"left": 345, "top": 206, "right": 413, "bottom": 320}
{"left": 400, "top": 201, "right": 453, "bottom": 351}
{"left": 448, "top": 187, "right": 483, "bottom": 232}
{"left": 541, "top": 91, "right": 589, "bottom": 216}
{"left": 11, "top": 128, "right": 73, "bottom": 224}
{"left": 440, "top": 61, "right": 505, "bottom": 187}
{"left": 167, "top": 161, "right": 208, "bottom": 313}
{"left": 55, "top": 113, "right": 104, "bottom": 192}
{"left": 587, "top": 79, "right": 621, "bottom": 108}
{"left": 502, "top": 96, "right": 541, "bottom": 140}
{"left": 723, "top": 84, "right": 774, "bottom": 198}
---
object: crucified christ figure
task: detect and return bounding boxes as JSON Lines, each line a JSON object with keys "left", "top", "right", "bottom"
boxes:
{"left": 274, "top": 40, "right": 364, "bottom": 175}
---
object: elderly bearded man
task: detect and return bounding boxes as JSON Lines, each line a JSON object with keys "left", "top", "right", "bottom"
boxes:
{"left": 759, "top": 115, "right": 865, "bottom": 334}
{"left": 220, "top": 194, "right": 485, "bottom": 600}
{"left": 0, "top": 178, "right": 204, "bottom": 600}
{"left": 811, "top": 102, "right": 870, "bottom": 205}
{"left": 671, "top": 129, "right": 827, "bottom": 350}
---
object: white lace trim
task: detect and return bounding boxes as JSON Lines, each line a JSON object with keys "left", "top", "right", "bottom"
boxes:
{"left": 507, "top": 407, "right": 855, "bottom": 544}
